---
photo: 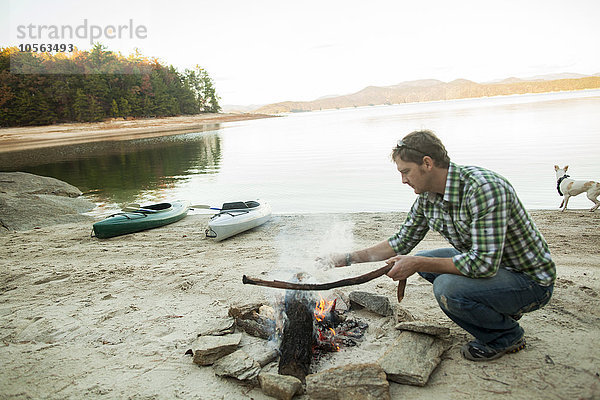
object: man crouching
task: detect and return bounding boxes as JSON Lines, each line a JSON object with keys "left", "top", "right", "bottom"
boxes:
{"left": 328, "top": 129, "right": 555, "bottom": 361}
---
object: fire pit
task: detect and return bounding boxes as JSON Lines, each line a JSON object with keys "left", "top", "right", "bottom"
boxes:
{"left": 277, "top": 290, "right": 368, "bottom": 382}
{"left": 195, "top": 281, "right": 449, "bottom": 399}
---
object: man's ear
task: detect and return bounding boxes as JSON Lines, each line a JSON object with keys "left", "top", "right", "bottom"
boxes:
{"left": 422, "top": 156, "right": 435, "bottom": 170}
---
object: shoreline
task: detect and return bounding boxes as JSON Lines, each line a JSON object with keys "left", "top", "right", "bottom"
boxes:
{"left": 0, "top": 209, "right": 599, "bottom": 399}
{"left": 0, "top": 113, "right": 276, "bottom": 153}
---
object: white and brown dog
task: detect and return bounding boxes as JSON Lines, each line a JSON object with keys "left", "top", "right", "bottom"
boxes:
{"left": 554, "top": 165, "right": 600, "bottom": 212}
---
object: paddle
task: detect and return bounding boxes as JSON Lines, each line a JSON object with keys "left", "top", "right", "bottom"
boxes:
{"left": 122, "top": 203, "right": 158, "bottom": 213}
{"left": 190, "top": 204, "right": 221, "bottom": 211}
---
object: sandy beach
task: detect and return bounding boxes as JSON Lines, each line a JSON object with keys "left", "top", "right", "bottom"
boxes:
{"left": 0, "top": 207, "right": 599, "bottom": 399}
{"left": 0, "top": 113, "right": 275, "bottom": 153}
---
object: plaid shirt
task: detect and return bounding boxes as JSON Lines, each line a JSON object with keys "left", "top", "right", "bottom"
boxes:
{"left": 388, "top": 162, "right": 556, "bottom": 286}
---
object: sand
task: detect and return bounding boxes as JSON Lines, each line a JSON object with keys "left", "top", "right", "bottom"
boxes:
{"left": 0, "top": 209, "right": 599, "bottom": 399}
{"left": 0, "top": 113, "right": 276, "bottom": 153}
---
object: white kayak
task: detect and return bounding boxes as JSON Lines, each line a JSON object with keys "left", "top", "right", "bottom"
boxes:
{"left": 206, "top": 200, "right": 272, "bottom": 241}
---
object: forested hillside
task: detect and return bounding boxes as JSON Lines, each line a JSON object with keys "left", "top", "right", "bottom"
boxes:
{"left": 255, "top": 76, "right": 600, "bottom": 114}
{"left": 0, "top": 45, "right": 220, "bottom": 127}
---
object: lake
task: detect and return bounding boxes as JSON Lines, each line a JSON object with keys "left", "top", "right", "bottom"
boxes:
{"left": 1, "top": 89, "right": 599, "bottom": 215}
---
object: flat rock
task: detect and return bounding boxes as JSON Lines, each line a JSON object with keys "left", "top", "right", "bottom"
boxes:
{"left": 258, "top": 373, "right": 302, "bottom": 400}
{"left": 377, "top": 331, "right": 450, "bottom": 386}
{"left": 213, "top": 349, "right": 261, "bottom": 382}
{"left": 306, "top": 363, "right": 390, "bottom": 400}
{"left": 349, "top": 291, "right": 394, "bottom": 317}
{"left": 197, "top": 317, "right": 236, "bottom": 336}
{"left": 395, "top": 321, "right": 450, "bottom": 337}
{"left": 242, "top": 339, "right": 279, "bottom": 367}
{"left": 192, "top": 333, "right": 242, "bottom": 366}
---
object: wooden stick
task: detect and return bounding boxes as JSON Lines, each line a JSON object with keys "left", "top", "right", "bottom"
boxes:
{"left": 242, "top": 264, "right": 393, "bottom": 291}
{"left": 397, "top": 279, "right": 407, "bottom": 302}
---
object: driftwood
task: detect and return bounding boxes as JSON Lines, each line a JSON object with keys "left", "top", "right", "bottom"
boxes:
{"left": 242, "top": 264, "right": 407, "bottom": 303}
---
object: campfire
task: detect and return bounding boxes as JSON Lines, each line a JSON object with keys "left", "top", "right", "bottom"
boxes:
{"left": 227, "top": 267, "right": 406, "bottom": 382}
{"left": 277, "top": 290, "right": 368, "bottom": 382}
{"left": 194, "top": 270, "right": 449, "bottom": 399}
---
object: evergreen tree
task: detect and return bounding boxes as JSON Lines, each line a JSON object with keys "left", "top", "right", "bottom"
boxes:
{"left": 111, "top": 99, "right": 120, "bottom": 117}
{"left": 119, "top": 98, "right": 131, "bottom": 117}
{"left": 88, "top": 96, "right": 104, "bottom": 122}
{"left": 201, "top": 70, "right": 221, "bottom": 113}
{"left": 73, "top": 88, "right": 89, "bottom": 122}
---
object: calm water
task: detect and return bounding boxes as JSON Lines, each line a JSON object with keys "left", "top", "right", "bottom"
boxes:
{"left": 1, "top": 90, "right": 599, "bottom": 214}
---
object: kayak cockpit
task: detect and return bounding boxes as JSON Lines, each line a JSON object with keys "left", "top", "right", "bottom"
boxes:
{"left": 221, "top": 201, "right": 260, "bottom": 211}
{"left": 141, "top": 202, "right": 172, "bottom": 211}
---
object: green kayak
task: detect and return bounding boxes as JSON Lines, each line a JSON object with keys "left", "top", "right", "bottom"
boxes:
{"left": 93, "top": 200, "right": 190, "bottom": 239}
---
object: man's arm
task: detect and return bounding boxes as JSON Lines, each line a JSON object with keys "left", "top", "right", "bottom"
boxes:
{"left": 326, "top": 240, "right": 397, "bottom": 267}
{"left": 326, "top": 199, "right": 429, "bottom": 268}
{"left": 350, "top": 240, "right": 397, "bottom": 264}
{"left": 385, "top": 255, "right": 464, "bottom": 281}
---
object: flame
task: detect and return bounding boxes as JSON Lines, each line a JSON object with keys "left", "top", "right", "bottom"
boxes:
{"left": 313, "top": 296, "right": 341, "bottom": 352}
{"left": 314, "top": 296, "right": 336, "bottom": 322}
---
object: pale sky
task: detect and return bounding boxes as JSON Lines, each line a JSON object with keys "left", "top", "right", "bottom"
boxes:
{"left": 2, "top": 0, "right": 599, "bottom": 106}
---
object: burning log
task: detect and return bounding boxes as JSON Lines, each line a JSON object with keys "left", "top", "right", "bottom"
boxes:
{"left": 242, "top": 264, "right": 407, "bottom": 302}
{"left": 278, "top": 291, "right": 314, "bottom": 383}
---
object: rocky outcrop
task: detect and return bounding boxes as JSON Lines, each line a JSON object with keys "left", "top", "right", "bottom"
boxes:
{"left": 0, "top": 172, "right": 95, "bottom": 233}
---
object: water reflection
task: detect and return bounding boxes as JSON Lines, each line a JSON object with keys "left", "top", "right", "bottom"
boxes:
{"left": 0, "top": 131, "right": 222, "bottom": 204}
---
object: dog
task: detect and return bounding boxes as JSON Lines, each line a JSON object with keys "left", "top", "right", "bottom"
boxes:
{"left": 554, "top": 165, "right": 600, "bottom": 212}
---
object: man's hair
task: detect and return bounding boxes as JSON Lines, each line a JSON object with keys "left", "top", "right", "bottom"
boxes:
{"left": 391, "top": 130, "right": 450, "bottom": 168}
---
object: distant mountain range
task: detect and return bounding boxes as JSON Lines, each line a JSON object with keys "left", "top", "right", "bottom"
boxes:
{"left": 225, "top": 73, "right": 600, "bottom": 114}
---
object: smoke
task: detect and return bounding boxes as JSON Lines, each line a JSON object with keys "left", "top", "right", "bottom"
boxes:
{"left": 272, "top": 216, "right": 355, "bottom": 283}
{"left": 263, "top": 216, "right": 356, "bottom": 346}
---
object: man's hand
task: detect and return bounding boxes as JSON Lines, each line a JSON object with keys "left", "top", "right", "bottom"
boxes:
{"left": 315, "top": 253, "right": 348, "bottom": 270}
{"left": 385, "top": 255, "right": 420, "bottom": 281}
{"left": 386, "top": 254, "right": 463, "bottom": 279}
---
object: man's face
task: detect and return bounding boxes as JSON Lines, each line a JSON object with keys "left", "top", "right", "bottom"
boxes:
{"left": 394, "top": 157, "right": 430, "bottom": 194}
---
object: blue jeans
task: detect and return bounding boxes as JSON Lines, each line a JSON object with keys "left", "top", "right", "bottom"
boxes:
{"left": 416, "top": 248, "right": 554, "bottom": 349}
